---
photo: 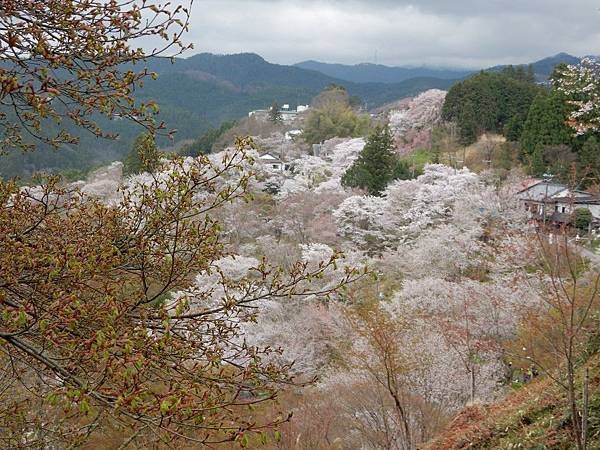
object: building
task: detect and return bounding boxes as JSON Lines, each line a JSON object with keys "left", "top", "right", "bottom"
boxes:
{"left": 516, "top": 179, "right": 600, "bottom": 229}
{"left": 258, "top": 153, "right": 289, "bottom": 172}
{"left": 549, "top": 195, "right": 600, "bottom": 229}
{"left": 515, "top": 180, "right": 572, "bottom": 216}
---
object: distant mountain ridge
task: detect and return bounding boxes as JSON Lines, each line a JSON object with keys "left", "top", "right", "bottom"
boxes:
{"left": 295, "top": 60, "right": 473, "bottom": 84}
{"left": 295, "top": 52, "right": 585, "bottom": 84}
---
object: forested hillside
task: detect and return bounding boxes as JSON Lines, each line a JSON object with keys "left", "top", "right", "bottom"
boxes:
{"left": 139, "top": 53, "right": 456, "bottom": 124}
{"left": 0, "top": 53, "right": 454, "bottom": 179}
{"left": 439, "top": 59, "right": 600, "bottom": 186}
{"left": 441, "top": 69, "right": 541, "bottom": 145}
{"left": 487, "top": 52, "right": 582, "bottom": 81}
{"left": 0, "top": 52, "right": 587, "bottom": 179}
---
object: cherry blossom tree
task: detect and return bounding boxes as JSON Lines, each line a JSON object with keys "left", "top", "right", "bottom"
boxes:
{"left": 270, "top": 191, "right": 348, "bottom": 244}
{"left": 389, "top": 89, "right": 447, "bottom": 136}
{"left": 388, "top": 275, "right": 539, "bottom": 410}
{"left": 276, "top": 137, "right": 365, "bottom": 196}
{"left": 333, "top": 194, "right": 388, "bottom": 251}
{"left": 388, "top": 89, "right": 447, "bottom": 153}
{"left": 334, "top": 164, "right": 514, "bottom": 251}
{"left": 555, "top": 57, "right": 600, "bottom": 135}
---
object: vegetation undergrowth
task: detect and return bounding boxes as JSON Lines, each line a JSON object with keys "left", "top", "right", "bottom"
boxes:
{"left": 426, "top": 329, "right": 600, "bottom": 449}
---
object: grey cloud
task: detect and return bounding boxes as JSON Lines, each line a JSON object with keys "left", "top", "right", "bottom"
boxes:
{"left": 180, "top": 0, "right": 600, "bottom": 68}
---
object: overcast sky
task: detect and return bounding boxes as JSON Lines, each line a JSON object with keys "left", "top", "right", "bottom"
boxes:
{"left": 177, "top": 0, "right": 599, "bottom": 68}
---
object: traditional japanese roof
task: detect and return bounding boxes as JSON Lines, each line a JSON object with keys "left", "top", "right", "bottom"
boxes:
{"left": 259, "top": 153, "right": 283, "bottom": 163}
{"left": 515, "top": 178, "right": 542, "bottom": 193}
{"left": 515, "top": 180, "right": 569, "bottom": 202}
{"left": 549, "top": 195, "right": 600, "bottom": 204}
{"left": 548, "top": 189, "right": 594, "bottom": 200}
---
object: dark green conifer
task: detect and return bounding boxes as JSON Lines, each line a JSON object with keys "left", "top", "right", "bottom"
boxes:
{"left": 342, "top": 125, "right": 411, "bottom": 196}
{"left": 520, "top": 91, "right": 573, "bottom": 158}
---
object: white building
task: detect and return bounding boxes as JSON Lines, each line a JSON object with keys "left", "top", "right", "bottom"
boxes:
{"left": 258, "top": 153, "right": 289, "bottom": 172}
{"left": 550, "top": 195, "right": 600, "bottom": 229}
{"left": 248, "top": 104, "right": 310, "bottom": 121}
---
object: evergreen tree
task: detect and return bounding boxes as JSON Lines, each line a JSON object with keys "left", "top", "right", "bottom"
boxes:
{"left": 458, "top": 100, "right": 479, "bottom": 145}
{"left": 515, "top": 66, "right": 527, "bottom": 81}
{"left": 123, "top": 133, "right": 161, "bottom": 175}
{"left": 579, "top": 135, "right": 600, "bottom": 187}
{"left": 526, "top": 64, "right": 536, "bottom": 83}
{"left": 544, "top": 144, "right": 576, "bottom": 181}
{"left": 520, "top": 91, "right": 573, "bottom": 158}
{"left": 504, "top": 114, "right": 525, "bottom": 142}
{"left": 528, "top": 144, "right": 546, "bottom": 177}
{"left": 268, "top": 101, "right": 283, "bottom": 123}
{"left": 573, "top": 208, "right": 593, "bottom": 231}
{"left": 342, "top": 125, "right": 411, "bottom": 195}
{"left": 178, "top": 121, "right": 236, "bottom": 157}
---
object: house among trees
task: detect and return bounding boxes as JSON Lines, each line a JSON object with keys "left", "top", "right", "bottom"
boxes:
{"left": 248, "top": 104, "right": 309, "bottom": 122}
{"left": 259, "top": 153, "right": 289, "bottom": 172}
{"left": 516, "top": 179, "right": 600, "bottom": 229}
{"left": 549, "top": 195, "right": 600, "bottom": 229}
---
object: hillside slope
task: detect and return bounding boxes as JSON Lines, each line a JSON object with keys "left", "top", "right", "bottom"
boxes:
{"left": 426, "top": 346, "right": 600, "bottom": 449}
{"left": 1, "top": 52, "right": 582, "bottom": 178}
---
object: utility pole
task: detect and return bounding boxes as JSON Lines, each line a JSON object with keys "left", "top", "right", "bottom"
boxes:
{"left": 542, "top": 173, "right": 554, "bottom": 228}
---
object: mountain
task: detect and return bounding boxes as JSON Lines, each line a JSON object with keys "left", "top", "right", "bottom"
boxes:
{"left": 530, "top": 52, "right": 581, "bottom": 76}
{"left": 294, "top": 60, "right": 474, "bottom": 84}
{"left": 134, "top": 52, "right": 585, "bottom": 135}
{"left": 488, "top": 52, "right": 582, "bottom": 81}
{"left": 139, "top": 53, "right": 455, "bottom": 123}
{"left": 1, "top": 53, "right": 457, "bottom": 178}
{"left": 296, "top": 53, "right": 584, "bottom": 84}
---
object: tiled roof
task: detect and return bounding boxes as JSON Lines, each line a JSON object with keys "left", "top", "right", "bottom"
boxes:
{"left": 550, "top": 195, "right": 600, "bottom": 204}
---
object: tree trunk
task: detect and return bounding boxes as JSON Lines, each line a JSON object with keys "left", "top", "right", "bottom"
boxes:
{"left": 582, "top": 368, "right": 589, "bottom": 449}
{"left": 470, "top": 367, "right": 476, "bottom": 403}
{"left": 567, "top": 364, "right": 584, "bottom": 450}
